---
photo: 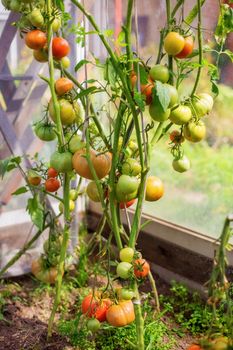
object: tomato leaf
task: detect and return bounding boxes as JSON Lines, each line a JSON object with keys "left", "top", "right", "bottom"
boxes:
{"left": 152, "top": 81, "right": 170, "bottom": 112}
{"left": 76, "top": 87, "right": 97, "bottom": 99}
{"left": 12, "top": 186, "right": 28, "bottom": 196}
{"left": 134, "top": 91, "right": 145, "bottom": 111}
{"left": 26, "top": 195, "right": 44, "bottom": 231}
{"left": 104, "top": 58, "right": 117, "bottom": 88}
{"left": 215, "top": 5, "right": 233, "bottom": 44}
{"left": 185, "top": 0, "right": 206, "bottom": 25}
{"left": 75, "top": 59, "right": 90, "bottom": 72}
{"left": 0, "top": 156, "right": 22, "bottom": 179}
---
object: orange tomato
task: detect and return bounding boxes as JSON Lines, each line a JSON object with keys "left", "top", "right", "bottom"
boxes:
{"left": 52, "top": 37, "right": 70, "bottom": 59}
{"left": 106, "top": 300, "right": 135, "bottom": 327}
{"left": 140, "top": 78, "right": 154, "bottom": 105}
{"left": 25, "top": 30, "right": 47, "bottom": 50}
{"left": 31, "top": 259, "right": 59, "bottom": 284}
{"left": 55, "top": 77, "right": 74, "bottom": 96}
{"left": 72, "top": 149, "right": 112, "bottom": 180}
{"left": 45, "top": 178, "right": 60, "bottom": 192}
{"left": 82, "top": 293, "right": 112, "bottom": 322}
{"left": 134, "top": 258, "right": 150, "bottom": 278}
{"left": 47, "top": 167, "right": 59, "bottom": 178}
{"left": 119, "top": 198, "right": 136, "bottom": 209}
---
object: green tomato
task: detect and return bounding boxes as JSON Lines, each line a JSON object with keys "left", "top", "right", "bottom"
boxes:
{"left": 50, "top": 151, "right": 73, "bottom": 173}
{"left": 169, "top": 105, "right": 192, "bottom": 125}
{"left": 198, "top": 93, "right": 214, "bottom": 113}
{"left": 52, "top": 17, "right": 61, "bottom": 32}
{"left": 119, "top": 247, "right": 134, "bottom": 263}
{"left": 69, "top": 189, "right": 79, "bottom": 201}
{"left": 10, "top": 0, "right": 20, "bottom": 11}
{"left": 172, "top": 155, "right": 191, "bottom": 173}
{"left": 190, "top": 97, "right": 209, "bottom": 118}
{"left": 149, "top": 64, "right": 169, "bottom": 83}
{"left": 28, "top": 8, "right": 44, "bottom": 28}
{"left": 116, "top": 175, "right": 139, "bottom": 195}
{"left": 87, "top": 318, "right": 101, "bottom": 333}
{"left": 116, "top": 262, "right": 132, "bottom": 279}
{"left": 49, "top": 99, "right": 76, "bottom": 126}
{"left": 128, "top": 140, "right": 138, "bottom": 152}
{"left": 149, "top": 103, "right": 170, "bottom": 122}
{"left": 184, "top": 120, "right": 206, "bottom": 142}
{"left": 59, "top": 199, "right": 75, "bottom": 213}
{"left": 86, "top": 181, "right": 101, "bottom": 202}
{"left": 34, "top": 122, "right": 56, "bottom": 141}
{"left": 60, "top": 56, "right": 70, "bottom": 69}
{"left": 118, "top": 288, "right": 135, "bottom": 300}
{"left": 164, "top": 84, "right": 179, "bottom": 107}
{"left": 121, "top": 158, "right": 141, "bottom": 176}
{"left": 68, "top": 134, "right": 85, "bottom": 153}
{"left": 116, "top": 188, "right": 138, "bottom": 203}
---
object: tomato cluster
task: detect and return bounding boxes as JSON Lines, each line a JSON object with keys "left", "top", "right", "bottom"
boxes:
{"left": 187, "top": 336, "right": 231, "bottom": 350}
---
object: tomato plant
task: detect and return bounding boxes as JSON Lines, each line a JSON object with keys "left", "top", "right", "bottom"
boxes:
{"left": 52, "top": 37, "right": 70, "bottom": 59}
{"left": 25, "top": 30, "right": 47, "bottom": 50}
{"left": 45, "top": 178, "right": 60, "bottom": 192}
{"left": 31, "top": 258, "right": 59, "bottom": 284}
{"left": 176, "top": 36, "right": 194, "bottom": 59}
{"left": 82, "top": 293, "right": 111, "bottom": 322}
{"left": 116, "top": 262, "right": 132, "bottom": 279}
{"left": 164, "top": 32, "right": 185, "bottom": 56}
{"left": 145, "top": 176, "right": 164, "bottom": 202}
{"left": 119, "top": 247, "right": 134, "bottom": 263}
{"left": 55, "top": 77, "right": 74, "bottom": 96}
{"left": 47, "top": 167, "right": 58, "bottom": 178}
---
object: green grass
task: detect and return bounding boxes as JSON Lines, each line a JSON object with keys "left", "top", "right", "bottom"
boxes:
{"left": 144, "top": 141, "right": 233, "bottom": 238}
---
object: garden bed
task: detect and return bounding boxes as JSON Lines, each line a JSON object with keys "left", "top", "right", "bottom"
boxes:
{"left": 0, "top": 272, "right": 200, "bottom": 350}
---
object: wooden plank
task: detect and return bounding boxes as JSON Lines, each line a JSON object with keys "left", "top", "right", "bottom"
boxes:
{"left": 0, "top": 62, "right": 16, "bottom": 105}
{"left": 0, "top": 12, "right": 20, "bottom": 73}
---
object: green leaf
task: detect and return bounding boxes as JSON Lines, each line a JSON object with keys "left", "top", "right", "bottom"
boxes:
{"left": 75, "top": 59, "right": 90, "bottom": 72}
{"left": 153, "top": 81, "right": 170, "bottom": 112}
{"left": 0, "top": 156, "right": 22, "bottom": 179}
{"left": 104, "top": 58, "right": 117, "bottom": 88}
{"left": 0, "top": 158, "right": 11, "bottom": 179}
{"left": 222, "top": 49, "right": 233, "bottom": 62}
{"left": 12, "top": 187, "right": 28, "bottom": 196}
{"left": 185, "top": 0, "right": 206, "bottom": 25}
{"left": 26, "top": 195, "right": 44, "bottom": 231}
{"left": 103, "top": 29, "right": 114, "bottom": 37}
{"left": 76, "top": 86, "right": 97, "bottom": 99}
{"left": 215, "top": 5, "right": 233, "bottom": 44}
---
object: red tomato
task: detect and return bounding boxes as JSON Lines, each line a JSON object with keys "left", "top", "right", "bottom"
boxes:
{"left": 134, "top": 258, "right": 150, "bottom": 278}
{"left": 187, "top": 345, "right": 203, "bottom": 350}
{"left": 47, "top": 167, "right": 58, "bottom": 178}
{"left": 82, "top": 293, "right": 112, "bottom": 322}
{"left": 52, "top": 37, "right": 70, "bottom": 59}
{"left": 140, "top": 78, "right": 154, "bottom": 105}
{"left": 176, "top": 36, "right": 194, "bottom": 59}
{"left": 119, "top": 199, "right": 136, "bottom": 209}
{"left": 45, "top": 178, "right": 60, "bottom": 192}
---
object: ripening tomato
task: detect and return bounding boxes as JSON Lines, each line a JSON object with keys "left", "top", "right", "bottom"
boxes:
{"left": 145, "top": 176, "right": 164, "bottom": 202}
{"left": 176, "top": 36, "right": 194, "bottom": 59}
{"left": 119, "top": 247, "right": 134, "bottom": 263}
{"left": 49, "top": 98, "right": 77, "bottom": 125}
{"left": 50, "top": 151, "right": 73, "bottom": 173}
{"left": 68, "top": 134, "right": 85, "bottom": 153}
{"left": 69, "top": 189, "right": 79, "bottom": 201}
{"left": 59, "top": 199, "right": 75, "bottom": 213}
{"left": 169, "top": 105, "right": 192, "bottom": 125}
{"left": 130, "top": 71, "right": 137, "bottom": 90}
{"left": 134, "top": 258, "right": 150, "bottom": 278}
{"left": 164, "top": 32, "right": 185, "bottom": 56}
{"left": 184, "top": 120, "right": 206, "bottom": 142}
{"left": 25, "top": 30, "right": 47, "bottom": 50}
{"left": 189, "top": 97, "right": 209, "bottom": 118}
{"left": 119, "top": 198, "right": 136, "bottom": 209}
{"left": 149, "top": 64, "right": 169, "bottom": 83}
{"left": 52, "top": 17, "right": 61, "bottom": 32}
{"left": 172, "top": 156, "right": 191, "bottom": 173}
{"left": 169, "top": 130, "right": 184, "bottom": 144}
{"left": 121, "top": 158, "right": 141, "bottom": 176}
{"left": 72, "top": 149, "right": 112, "bottom": 180}
{"left": 117, "top": 288, "right": 135, "bottom": 300}
{"left": 31, "top": 258, "right": 59, "bottom": 284}
{"left": 52, "top": 37, "right": 70, "bottom": 59}
{"left": 87, "top": 318, "right": 101, "bottom": 333}
{"left": 34, "top": 122, "right": 56, "bottom": 141}
{"left": 45, "top": 178, "right": 60, "bottom": 192}
{"left": 140, "top": 78, "right": 154, "bottom": 105}
{"left": 106, "top": 300, "right": 135, "bottom": 327}
{"left": 27, "top": 170, "right": 41, "bottom": 186}
{"left": 86, "top": 181, "right": 101, "bottom": 202}
{"left": 149, "top": 103, "right": 171, "bottom": 122}
{"left": 55, "top": 77, "right": 74, "bottom": 96}
{"left": 116, "top": 262, "right": 132, "bottom": 279}
{"left": 47, "top": 167, "right": 58, "bottom": 178}
{"left": 33, "top": 49, "right": 48, "bottom": 62}
{"left": 198, "top": 93, "right": 214, "bottom": 113}
{"left": 82, "top": 293, "right": 111, "bottom": 322}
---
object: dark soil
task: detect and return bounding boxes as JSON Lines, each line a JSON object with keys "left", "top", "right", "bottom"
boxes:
{"left": 0, "top": 274, "right": 196, "bottom": 350}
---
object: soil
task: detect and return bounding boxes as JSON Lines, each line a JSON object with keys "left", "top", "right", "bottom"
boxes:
{"left": 0, "top": 273, "right": 197, "bottom": 350}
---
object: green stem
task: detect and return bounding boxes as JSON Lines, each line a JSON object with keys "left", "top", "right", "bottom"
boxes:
{"left": 48, "top": 174, "right": 71, "bottom": 337}
{"left": 191, "top": 0, "right": 203, "bottom": 96}
{"left": 125, "top": 0, "right": 134, "bottom": 71}
{"left": 133, "top": 280, "right": 145, "bottom": 350}
{"left": 46, "top": 0, "right": 64, "bottom": 148}
{"left": 171, "top": 0, "right": 185, "bottom": 17}
{"left": 151, "top": 122, "right": 165, "bottom": 147}
{"left": 166, "top": 0, "right": 174, "bottom": 85}
{"left": 148, "top": 271, "right": 160, "bottom": 313}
